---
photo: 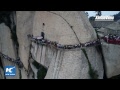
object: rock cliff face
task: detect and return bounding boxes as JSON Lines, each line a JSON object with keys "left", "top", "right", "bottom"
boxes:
{"left": 97, "top": 20, "right": 120, "bottom": 78}
{"left": 37, "top": 11, "right": 103, "bottom": 79}
{"left": 0, "top": 12, "right": 20, "bottom": 79}
{"left": 2, "top": 11, "right": 118, "bottom": 79}
{"left": 16, "top": 11, "right": 35, "bottom": 79}
{"left": 0, "top": 23, "right": 19, "bottom": 79}
{"left": 0, "top": 67, "right": 4, "bottom": 79}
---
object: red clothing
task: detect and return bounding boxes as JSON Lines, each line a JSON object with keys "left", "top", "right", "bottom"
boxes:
{"left": 103, "top": 37, "right": 120, "bottom": 45}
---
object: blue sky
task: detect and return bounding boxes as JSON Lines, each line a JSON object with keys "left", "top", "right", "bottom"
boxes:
{"left": 85, "top": 11, "right": 120, "bottom": 17}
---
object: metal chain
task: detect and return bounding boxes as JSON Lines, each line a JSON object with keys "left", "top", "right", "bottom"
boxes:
{"left": 0, "top": 33, "right": 119, "bottom": 78}
{"left": 0, "top": 52, "right": 29, "bottom": 76}
{"left": 27, "top": 34, "right": 102, "bottom": 50}
{"left": 27, "top": 34, "right": 120, "bottom": 49}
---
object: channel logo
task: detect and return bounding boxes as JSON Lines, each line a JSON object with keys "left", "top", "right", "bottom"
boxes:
{"left": 4, "top": 66, "right": 16, "bottom": 76}
{"left": 95, "top": 15, "right": 114, "bottom": 21}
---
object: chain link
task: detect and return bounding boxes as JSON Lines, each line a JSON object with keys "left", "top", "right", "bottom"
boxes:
{"left": 0, "top": 52, "right": 28, "bottom": 75}
{"left": 0, "top": 33, "right": 119, "bottom": 78}
{"left": 27, "top": 34, "right": 102, "bottom": 50}
{"left": 28, "top": 34, "right": 120, "bottom": 49}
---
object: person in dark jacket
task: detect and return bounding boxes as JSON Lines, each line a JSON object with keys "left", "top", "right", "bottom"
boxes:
{"left": 41, "top": 32, "right": 45, "bottom": 39}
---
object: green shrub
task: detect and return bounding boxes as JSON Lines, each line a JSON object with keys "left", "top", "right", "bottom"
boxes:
{"left": 32, "top": 60, "right": 47, "bottom": 79}
{"left": 82, "top": 49, "right": 98, "bottom": 79}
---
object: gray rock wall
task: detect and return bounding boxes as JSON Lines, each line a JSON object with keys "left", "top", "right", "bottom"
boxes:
{"left": 0, "top": 11, "right": 104, "bottom": 79}
{"left": 16, "top": 11, "right": 35, "bottom": 79}
{"left": 0, "top": 23, "right": 19, "bottom": 79}
{"left": 97, "top": 20, "right": 120, "bottom": 78}
{"left": 31, "top": 11, "right": 103, "bottom": 79}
